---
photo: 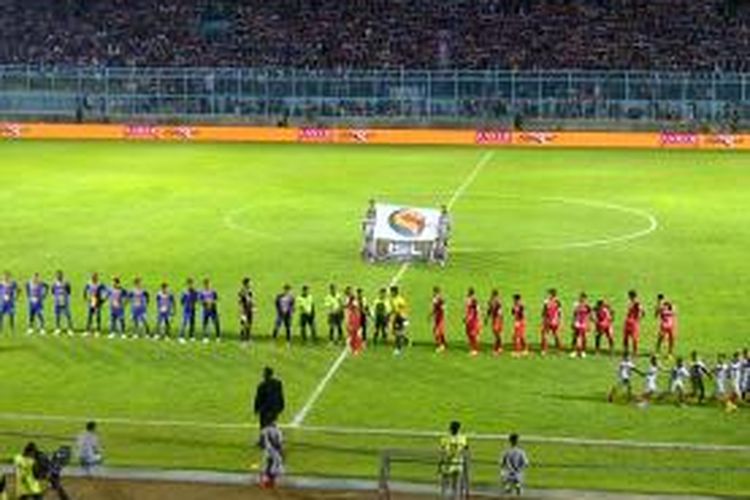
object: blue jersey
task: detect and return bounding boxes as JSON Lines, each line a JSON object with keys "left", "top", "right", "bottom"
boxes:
{"left": 130, "top": 288, "right": 149, "bottom": 311}
{"left": 0, "top": 280, "right": 18, "bottom": 307}
{"left": 199, "top": 289, "right": 218, "bottom": 313}
{"left": 181, "top": 288, "right": 198, "bottom": 314}
{"left": 108, "top": 287, "right": 127, "bottom": 312}
{"left": 26, "top": 281, "right": 48, "bottom": 307}
{"left": 156, "top": 292, "right": 174, "bottom": 316}
{"left": 52, "top": 281, "right": 71, "bottom": 308}
{"left": 84, "top": 282, "right": 106, "bottom": 308}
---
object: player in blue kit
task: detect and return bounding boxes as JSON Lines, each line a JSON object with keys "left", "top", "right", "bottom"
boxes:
{"left": 83, "top": 273, "right": 106, "bottom": 337}
{"left": 0, "top": 271, "right": 20, "bottom": 334}
{"left": 199, "top": 278, "right": 220, "bottom": 343}
{"left": 130, "top": 277, "right": 151, "bottom": 338}
{"left": 155, "top": 282, "right": 175, "bottom": 339}
{"left": 26, "top": 273, "right": 48, "bottom": 335}
{"left": 51, "top": 270, "right": 73, "bottom": 336}
{"left": 179, "top": 278, "right": 199, "bottom": 343}
{"left": 106, "top": 277, "right": 128, "bottom": 339}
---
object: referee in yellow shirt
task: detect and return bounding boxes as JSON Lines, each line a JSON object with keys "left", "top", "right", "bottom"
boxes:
{"left": 389, "top": 286, "right": 408, "bottom": 355}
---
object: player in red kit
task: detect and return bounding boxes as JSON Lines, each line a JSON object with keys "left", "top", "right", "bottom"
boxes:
{"left": 656, "top": 299, "right": 677, "bottom": 357}
{"left": 485, "top": 289, "right": 503, "bottom": 355}
{"left": 464, "top": 287, "right": 481, "bottom": 356}
{"left": 431, "top": 286, "right": 447, "bottom": 352}
{"left": 570, "top": 292, "right": 592, "bottom": 358}
{"left": 623, "top": 290, "right": 644, "bottom": 356}
{"left": 345, "top": 286, "right": 363, "bottom": 355}
{"left": 511, "top": 293, "right": 528, "bottom": 357}
{"left": 594, "top": 299, "right": 615, "bottom": 355}
{"left": 540, "top": 288, "right": 562, "bottom": 355}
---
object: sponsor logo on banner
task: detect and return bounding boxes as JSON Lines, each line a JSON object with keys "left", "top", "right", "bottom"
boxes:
{"left": 659, "top": 131, "right": 698, "bottom": 147}
{"left": 124, "top": 124, "right": 159, "bottom": 139}
{"left": 0, "top": 123, "right": 22, "bottom": 139}
{"left": 518, "top": 131, "right": 556, "bottom": 145}
{"left": 388, "top": 208, "right": 426, "bottom": 237}
{"left": 705, "top": 133, "right": 741, "bottom": 149}
{"left": 164, "top": 126, "right": 196, "bottom": 141}
{"left": 298, "top": 127, "right": 333, "bottom": 142}
{"left": 349, "top": 129, "right": 369, "bottom": 143}
{"left": 475, "top": 129, "right": 512, "bottom": 145}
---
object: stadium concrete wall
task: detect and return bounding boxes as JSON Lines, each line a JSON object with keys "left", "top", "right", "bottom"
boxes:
{"left": 0, "top": 122, "right": 747, "bottom": 149}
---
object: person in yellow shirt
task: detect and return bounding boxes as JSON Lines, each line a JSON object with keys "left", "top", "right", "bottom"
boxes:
{"left": 298, "top": 285, "right": 316, "bottom": 342}
{"left": 389, "top": 286, "right": 408, "bottom": 355}
{"left": 439, "top": 421, "right": 468, "bottom": 498}
{"left": 14, "top": 442, "right": 43, "bottom": 500}
{"left": 324, "top": 284, "right": 344, "bottom": 344}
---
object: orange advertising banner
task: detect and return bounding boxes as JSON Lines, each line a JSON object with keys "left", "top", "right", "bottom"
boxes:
{"left": 1, "top": 122, "right": 748, "bottom": 150}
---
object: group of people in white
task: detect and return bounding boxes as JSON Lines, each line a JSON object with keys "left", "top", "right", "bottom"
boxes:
{"left": 610, "top": 348, "right": 750, "bottom": 411}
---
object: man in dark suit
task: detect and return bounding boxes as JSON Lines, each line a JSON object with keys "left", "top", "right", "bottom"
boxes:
{"left": 254, "top": 366, "right": 285, "bottom": 428}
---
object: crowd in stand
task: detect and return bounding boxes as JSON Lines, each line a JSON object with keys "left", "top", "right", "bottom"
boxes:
{"left": 1, "top": 0, "right": 750, "bottom": 71}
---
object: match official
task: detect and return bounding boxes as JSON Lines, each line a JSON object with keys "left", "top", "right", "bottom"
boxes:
{"left": 254, "top": 367, "right": 285, "bottom": 428}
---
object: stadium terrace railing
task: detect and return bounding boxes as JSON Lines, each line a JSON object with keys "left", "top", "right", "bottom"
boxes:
{"left": 0, "top": 65, "right": 749, "bottom": 129}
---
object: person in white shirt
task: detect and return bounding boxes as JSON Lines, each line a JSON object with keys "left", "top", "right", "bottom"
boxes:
{"left": 500, "top": 433, "right": 529, "bottom": 496}
{"left": 670, "top": 357, "right": 690, "bottom": 405}
{"left": 712, "top": 353, "right": 729, "bottom": 401}
{"left": 608, "top": 352, "right": 642, "bottom": 403}
{"left": 640, "top": 354, "right": 660, "bottom": 403}
{"left": 727, "top": 351, "right": 743, "bottom": 412}
{"left": 76, "top": 421, "right": 103, "bottom": 475}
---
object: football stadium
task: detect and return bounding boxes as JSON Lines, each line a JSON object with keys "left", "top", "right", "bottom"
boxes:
{"left": 1, "top": 1, "right": 749, "bottom": 499}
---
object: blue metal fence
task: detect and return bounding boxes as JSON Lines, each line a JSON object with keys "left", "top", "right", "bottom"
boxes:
{"left": 0, "top": 65, "right": 747, "bottom": 127}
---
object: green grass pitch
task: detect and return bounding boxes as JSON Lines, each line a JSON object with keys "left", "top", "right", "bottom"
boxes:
{"left": 0, "top": 141, "right": 748, "bottom": 496}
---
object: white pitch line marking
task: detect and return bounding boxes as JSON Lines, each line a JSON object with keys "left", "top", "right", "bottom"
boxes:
{"left": 532, "top": 196, "right": 659, "bottom": 250}
{"left": 293, "top": 424, "right": 750, "bottom": 452}
{"left": 289, "top": 151, "right": 494, "bottom": 427}
{"left": 222, "top": 206, "right": 279, "bottom": 240}
{"left": 1, "top": 412, "right": 746, "bottom": 453}
{"left": 448, "top": 194, "right": 658, "bottom": 253}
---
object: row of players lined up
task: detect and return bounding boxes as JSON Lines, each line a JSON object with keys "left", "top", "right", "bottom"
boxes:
{"left": 0, "top": 271, "right": 676, "bottom": 357}
{"left": 609, "top": 349, "right": 750, "bottom": 412}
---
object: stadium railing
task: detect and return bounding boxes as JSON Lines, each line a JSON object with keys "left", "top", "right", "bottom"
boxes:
{"left": 0, "top": 65, "right": 748, "bottom": 129}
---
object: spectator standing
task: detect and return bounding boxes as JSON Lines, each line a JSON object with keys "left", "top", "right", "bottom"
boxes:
{"left": 76, "top": 421, "right": 103, "bottom": 475}
{"left": 501, "top": 433, "right": 529, "bottom": 496}
{"left": 254, "top": 367, "right": 285, "bottom": 428}
{"left": 259, "top": 422, "right": 284, "bottom": 488}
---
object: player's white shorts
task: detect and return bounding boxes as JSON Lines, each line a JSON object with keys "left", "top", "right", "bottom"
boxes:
{"left": 645, "top": 377, "right": 658, "bottom": 394}
{"left": 715, "top": 379, "right": 726, "bottom": 397}
{"left": 671, "top": 380, "right": 685, "bottom": 393}
{"left": 732, "top": 378, "right": 742, "bottom": 396}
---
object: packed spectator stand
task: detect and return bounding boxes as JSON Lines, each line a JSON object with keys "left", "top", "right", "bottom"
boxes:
{"left": 0, "top": 0, "right": 749, "bottom": 71}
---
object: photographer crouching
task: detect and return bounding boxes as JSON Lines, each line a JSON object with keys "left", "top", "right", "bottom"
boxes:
{"left": 13, "top": 442, "right": 71, "bottom": 500}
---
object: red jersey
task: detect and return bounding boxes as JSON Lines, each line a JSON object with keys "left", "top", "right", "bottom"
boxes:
{"left": 543, "top": 298, "right": 561, "bottom": 325}
{"left": 432, "top": 295, "right": 445, "bottom": 323}
{"left": 626, "top": 301, "right": 643, "bottom": 323}
{"left": 573, "top": 303, "right": 592, "bottom": 330}
{"left": 596, "top": 304, "right": 613, "bottom": 327}
{"left": 487, "top": 297, "right": 503, "bottom": 333}
{"left": 465, "top": 297, "right": 479, "bottom": 324}
{"left": 659, "top": 306, "right": 675, "bottom": 330}
{"left": 512, "top": 303, "right": 525, "bottom": 322}
{"left": 487, "top": 298, "right": 502, "bottom": 320}
{"left": 346, "top": 297, "right": 361, "bottom": 330}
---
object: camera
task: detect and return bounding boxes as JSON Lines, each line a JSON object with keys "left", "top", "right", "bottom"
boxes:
{"left": 34, "top": 445, "right": 71, "bottom": 497}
